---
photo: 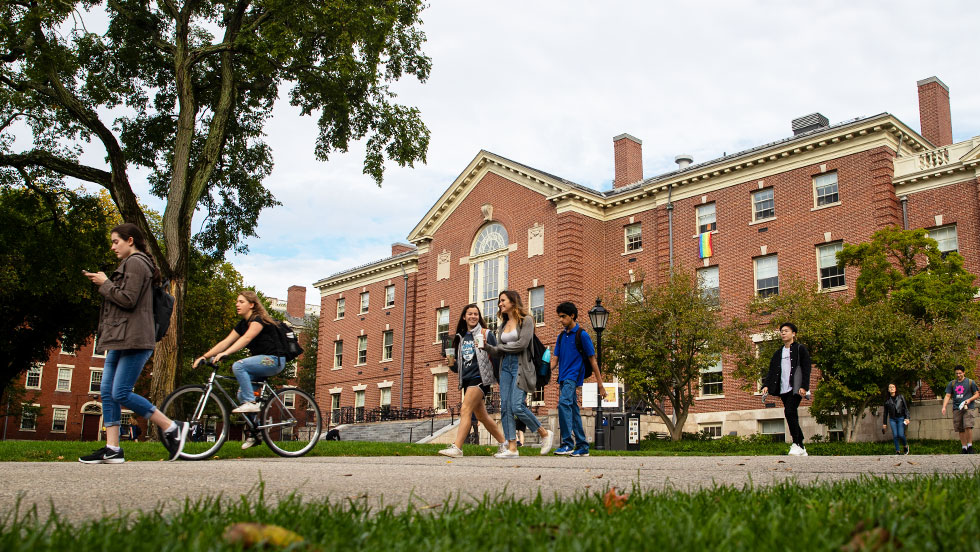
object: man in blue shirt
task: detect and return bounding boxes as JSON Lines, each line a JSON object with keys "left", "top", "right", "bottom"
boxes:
{"left": 551, "top": 302, "right": 606, "bottom": 457}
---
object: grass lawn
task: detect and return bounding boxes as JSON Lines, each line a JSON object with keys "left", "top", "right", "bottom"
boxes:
{"left": 1, "top": 471, "right": 977, "bottom": 551}
{"left": 0, "top": 437, "right": 967, "bottom": 462}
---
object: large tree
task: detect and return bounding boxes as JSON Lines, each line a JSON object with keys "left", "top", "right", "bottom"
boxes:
{"left": 603, "top": 269, "right": 751, "bottom": 441}
{"left": 0, "top": 1, "right": 431, "bottom": 404}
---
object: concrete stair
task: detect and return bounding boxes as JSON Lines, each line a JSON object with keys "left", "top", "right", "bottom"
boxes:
{"left": 331, "top": 417, "right": 456, "bottom": 443}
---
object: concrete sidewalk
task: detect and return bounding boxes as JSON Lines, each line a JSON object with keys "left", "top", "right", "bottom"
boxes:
{"left": 1, "top": 454, "right": 977, "bottom": 523}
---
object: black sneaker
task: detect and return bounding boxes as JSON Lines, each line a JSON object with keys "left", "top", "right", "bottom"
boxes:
{"left": 79, "top": 446, "right": 125, "bottom": 464}
{"left": 969, "top": 445, "right": 975, "bottom": 455}
{"left": 161, "top": 421, "right": 189, "bottom": 461}
{"left": 904, "top": 445, "right": 910, "bottom": 455}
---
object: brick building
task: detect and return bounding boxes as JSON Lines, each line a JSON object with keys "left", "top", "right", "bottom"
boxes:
{"left": 315, "top": 76, "right": 980, "bottom": 437}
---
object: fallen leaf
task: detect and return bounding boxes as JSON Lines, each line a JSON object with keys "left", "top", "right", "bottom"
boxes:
{"left": 534, "top": 475, "right": 541, "bottom": 480}
{"left": 603, "top": 488, "right": 630, "bottom": 514}
{"left": 907, "top": 461, "right": 917, "bottom": 465}
{"left": 894, "top": 463, "right": 902, "bottom": 467}
{"left": 57, "top": 456, "right": 64, "bottom": 460}
{"left": 841, "top": 521, "right": 901, "bottom": 551}
{"left": 418, "top": 503, "right": 443, "bottom": 510}
{"left": 593, "top": 474, "right": 604, "bottom": 479}
{"left": 737, "top": 463, "right": 745, "bottom": 466}
{"left": 584, "top": 484, "right": 591, "bottom": 489}
{"left": 777, "top": 460, "right": 786, "bottom": 464}
{"left": 343, "top": 473, "right": 353, "bottom": 476}
{"left": 223, "top": 523, "right": 304, "bottom": 549}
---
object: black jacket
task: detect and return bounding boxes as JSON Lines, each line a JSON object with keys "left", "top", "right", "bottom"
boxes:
{"left": 882, "top": 394, "right": 910, "bottom": 423}
{"left": 764, "top": 341, "right": 811, "bottom": 395}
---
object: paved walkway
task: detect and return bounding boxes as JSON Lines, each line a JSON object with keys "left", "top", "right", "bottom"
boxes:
{"left": 1, "top": 454, "right": 977, "bottom": 522}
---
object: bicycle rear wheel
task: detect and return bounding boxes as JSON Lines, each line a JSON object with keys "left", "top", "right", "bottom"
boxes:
{"left": 159, "top": 385, "right": 229, "bottom": 460}
{"left": 261, "top": 387, "right": 322, "bottom": 457}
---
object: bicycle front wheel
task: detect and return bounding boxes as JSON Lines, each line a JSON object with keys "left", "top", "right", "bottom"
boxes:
{"left": 261, "top": 387, "right": 322, "bottom": 457}
{"left": 159, "top": 385, "right": 229, "bottom": 460}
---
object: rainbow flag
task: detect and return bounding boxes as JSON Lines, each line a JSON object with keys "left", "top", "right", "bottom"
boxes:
{"left": 699, "top": 232, "right": 713, "bottom": 258}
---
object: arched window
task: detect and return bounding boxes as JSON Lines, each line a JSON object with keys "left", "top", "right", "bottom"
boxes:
{"left": 470, "top": 223, "right": 509, "bottom": 328}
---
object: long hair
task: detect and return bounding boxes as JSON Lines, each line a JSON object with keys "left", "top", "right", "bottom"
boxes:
{"left": 497, "top": 290, "right": 529, "bottom": 328}
{"left": 111, "top": 222, "right": 162, "bottom": 285}
{"left": 239, "top": 290, "right": 278, "bottom": 325}
{"left": 453, "top": 303, "right": 486, "bottom": 350}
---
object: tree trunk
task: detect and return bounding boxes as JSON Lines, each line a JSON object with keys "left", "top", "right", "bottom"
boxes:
{"left": 148, "top": 276, "right": 186, "bottom": 409}
{"left": 670, "top": 410, "right": 689, "bottom": 441}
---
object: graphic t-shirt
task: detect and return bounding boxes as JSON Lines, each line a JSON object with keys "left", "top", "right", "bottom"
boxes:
{"left": 945, "top": 378, "right": 979, "bottom": 410}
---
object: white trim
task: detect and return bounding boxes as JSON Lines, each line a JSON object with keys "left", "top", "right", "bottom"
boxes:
{"left": 377, "top": 380, "right": 394, "bottom": 388}
{"left": 352, "top": 384, "right": 368, "bottom": 392}
{"left": 55, "top": 364, "right": 74, "bottom": 392}
{"left": 430, "top": 365, "right": 450, "bottom": 375}
{"left": 24, "top": 364, "right": 42, "bottom": 390}
{"left": 329, "top": 387, "right": 343, "bottom": 395}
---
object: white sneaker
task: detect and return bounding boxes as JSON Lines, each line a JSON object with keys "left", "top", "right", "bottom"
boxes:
{"left": 241, "top": 437, "right": 258, "bottom": 450}
{"left": 497, "top": 442, "right": 509, "bottom": 455}
{"left": 438, "top": 444, "right": 463, "bottom": 458}
{"left": 493, "top": 449, "right": 519, "bottom": 459}
{"left": 787, "top": 443, "right": 804, "bottom": 456}
{"left": 539, "top": 430, "right": 555, "bottom": 455}
{"left": 232, "top": 401, "right": 261, "bottom": 414}
{"left": 800, "top": 446, "right": 808, "bottom": 457}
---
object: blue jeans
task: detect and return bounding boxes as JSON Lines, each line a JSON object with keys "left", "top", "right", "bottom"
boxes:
{"left": 558, "top": 379, "right": 588, "bottom": 452}
{"left": 888, "top": 416, "right": 908, "bottom": 450}
{"left": 498, "top": 354, "right": 540, "bottom": 441}
{"left": 101, "top": 349, "right": 156, "bottom": 426}
{"left": 233, "top": 355, "right": 285, "bottom": 403}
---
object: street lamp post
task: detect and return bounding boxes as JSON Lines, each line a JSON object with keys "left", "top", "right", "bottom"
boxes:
{"left": 588, "top": 298, "right": 608, "bottom": 451}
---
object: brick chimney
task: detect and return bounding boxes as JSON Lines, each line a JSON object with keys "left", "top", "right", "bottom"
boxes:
{"left": 917, "top": 76, "right": 952, "bottom": 147}
{"left": 391, "top": 242, "right": 415, "bottom": 256}
{"left": 286, "top": 285, "right": 306, "bottom": 319}
{"left": 613, "top": 133, "right": 643, "bottom": 189}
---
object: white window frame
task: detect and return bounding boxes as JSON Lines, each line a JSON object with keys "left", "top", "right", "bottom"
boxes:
{"left": 927, "top": 224, "right": 958, "bottom": 253}
{"left": 625, "top": 281, "right": 643, "bottom": 304}
{"left": 89, "top": 369, "right": 103, "bottom": 394}
{"left": 529, "top": 286, "right": 545, "bottom": 325}
{"left": 814, "top": 172, "right": 839, "bottom": 207}
{"left": 754, "top": 255, "right": 779, "bottom": 297}
{"left": 25, "top": 364, "right": 42, "bottom": 390}
{"left": 354, "top": 389, "right": 366, "bottom": 422}
{"left": 283, "top": 392, "right": 296, "bottom": 409}
{"left": 699, "top": 357, "right": 724, "bottom": 397}
{"left": 356, "top": 336, "right": 367, "bottom": 366}
{"left": 817, "top": 242, "right": 845, "bottom": 290}
{"left": 531, "top": 387, "right": 545, "bottom": 406}
{"left": 697, "top": 203, "right": 717, "bottom": 234}
{"left": 56, "top": 365, "right": 73, "bottom": 392}
{"left": 330, "top": 393, "right": 341, "bottom": 420}
{"left": 382, "top": 330, "right": 394, "bottom": 361}
{"left": 434, "top": 373, "right": 448, "bottom": 411}
{"left": 697, "top": 266, "right": 720, "bottom": 307}
{"left": 469, "top": 223, "right": 510, "bottom": 330}
{"left": 51, "top": 407, "right": 69, "bottom": 433}
{"left": 384, "top": 285, "right": 395, "bottom": 308}
{"left": 333, "top": 340, "right": 343, "bottom": 369}
{"left": 379, "top": 387, "right": 391, "bottom": 408}
{"left": 699, "top": 422, "right": 723, "bottom": 439}
{"left": 624, "top": 223, "right": 642, "bottom": 252}
{"left": 91, "top": 336, "right": 106, "bottom": 359}
{"left": 19, "top": 404, "right": 39, "bottom": 431}
{"left": 336, "top": 298, "right": 345, "bottom": 319}
{"left": 359, "top": 292, "right": 369, "bottom": 314}
{"left": 752, "top": 187, "right": 775, "bottom": 222}
{"left": 760, "top": 419, "right": 786, "bottom": 442}
{"left": 436, "top": 307, "right": 450, "bottom": 344}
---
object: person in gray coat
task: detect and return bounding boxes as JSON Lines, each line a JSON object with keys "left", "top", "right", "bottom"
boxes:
{"left": 482, "top": 290, "right": 554, "bottom": 458}
{"left": 80, "top": 223, "right": 187, "bottom": 464}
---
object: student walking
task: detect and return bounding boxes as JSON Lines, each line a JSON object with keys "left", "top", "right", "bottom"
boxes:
{"left": 194, "top": 290, "right": 287, "bottom": 449}
{"left": 941, "top": 365, "right": 979, "bottom": 454}
{"left": 882, "top": 383, "right": 910, "bottom": 455}
{"left": 549, "top": 302, "right": 606, "bottom": 457}
{"left": 438, "top": 304, "right": 508, "bottom": 458}
{"left": 482, "top": 291, "right": 554, "bottom": 458}
{"left": 80, "top": 223, "right": 188, "bottom": 463}
{"left": 760, "top": 322, "right": 811, "bottom": 456}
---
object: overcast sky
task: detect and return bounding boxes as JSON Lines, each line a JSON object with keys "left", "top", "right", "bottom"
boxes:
{"left": 25, "top": 2, "right": 980, "bottom": 303}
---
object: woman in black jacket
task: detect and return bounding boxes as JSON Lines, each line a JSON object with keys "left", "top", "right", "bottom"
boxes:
{"left": 882, "top": 383, "right": 911, "bottom": 455}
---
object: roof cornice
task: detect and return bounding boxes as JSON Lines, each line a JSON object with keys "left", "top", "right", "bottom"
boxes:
{"left": 313, "top": 252, "right": 418, "bottom": 292}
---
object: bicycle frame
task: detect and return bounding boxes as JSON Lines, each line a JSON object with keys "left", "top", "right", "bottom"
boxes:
{"left": 195, "top": 369, "right": 297, "bottom": 431}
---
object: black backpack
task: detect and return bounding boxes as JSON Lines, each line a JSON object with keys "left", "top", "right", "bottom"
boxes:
{"left": 274, "top": 321, "right": 304, "bottom": 362}
{"left": 134, "top": 254, "right": 175, "bottom": 342}
{"left": 529, "top": 332, "right": 551, "bottom": 388}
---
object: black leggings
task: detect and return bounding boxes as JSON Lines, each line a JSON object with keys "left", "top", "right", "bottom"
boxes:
{"left": 780, "top": 392, "right": 805, "bottom": 446}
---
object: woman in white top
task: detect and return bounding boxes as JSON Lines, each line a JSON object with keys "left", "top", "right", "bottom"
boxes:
{"left": 482, "top": 290, "right": 554, "bottom": 458}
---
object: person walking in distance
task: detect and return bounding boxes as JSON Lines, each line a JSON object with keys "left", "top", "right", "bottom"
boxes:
{"left": 941, "top": 365, "right": 979, "bottom": 454}
{"left": 438, "top": 304, "right": 508, "bottom": 458}
{"left": 482, "top": 291, "right": 555, "bottom": 458}
{"left": 79, "top": 223, "right": 188, "bottom": 463}
{"left": 551, "top": 302, "right": 606, "bottom": 457}
{"left": 882, "top": 383, "right": 911, "bottom": 455}
{"left": 760, "top": 322, "right": 811, "bottom": 456}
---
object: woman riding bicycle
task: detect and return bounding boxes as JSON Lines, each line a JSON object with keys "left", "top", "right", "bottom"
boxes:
{"left": 194, "top": 291, "right": 286, "bottom": 431}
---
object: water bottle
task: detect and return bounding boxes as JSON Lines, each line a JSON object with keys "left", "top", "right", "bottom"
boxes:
{"left": 542, "top": 347, "right": 551, "bottom": 363}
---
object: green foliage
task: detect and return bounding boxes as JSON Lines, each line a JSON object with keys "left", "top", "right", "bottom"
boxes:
{"left": 603, "top": 269, "right": 753, "bottom": 441}
{"left": 0, "top": 181, "right": 116, "bottom": 391}
{"left": 296, "top": 313, "right": 319, "bottom": 396}
{"left": 180, "top": 251, "right": 245, "bottom": 385}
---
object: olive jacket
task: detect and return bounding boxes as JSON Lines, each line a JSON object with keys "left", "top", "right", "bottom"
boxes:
{"left": 94, "top": 252, "right": 156, "bottom": 353}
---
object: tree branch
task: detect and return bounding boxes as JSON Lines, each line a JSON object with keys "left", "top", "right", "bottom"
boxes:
{"left": 0, "top": 150, "right": 111, "bottom": 186}
{"left": 106, "top": 0, "right": 175, "bottom": 54}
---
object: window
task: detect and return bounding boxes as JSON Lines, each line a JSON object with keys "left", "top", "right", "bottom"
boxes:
{"left": 434, "top": 374, "right": 448, "bottom": 411}
{"left": 356, "top": 336, "right": 367, "bottom": 365}
{"left": 697, "top": 266, "right": 720, "bottom": 307}
{"left": 282, "top": 362, "right": 297, "bottom": 378}
{"left": 752, "top": 188, "right": 775, "bottom": 221}
{"left": 331, "top": 393, "right": 341, "bottom": 424}
{"left": 336, "top": 298, "right": 345, "bottom": 319}
{"left": 56, "top": 367, "right": 73, "bottom": 392}
{"left": 359, "top": 292, "right": 369, "bottom": 314}
{"left": 90, "top": 336, "right": 106, "bottom": 358}
{"left": 89, "top": 369, "right": 103, "bottom": 393}
{"left": 529, "top": 286, "right": 545, "bottom": 324}
{"left": 51, "top": 408, "right": 68, "bottom": 432}
{"left": 120, "top": 412, "right": 133, "bottom": 426}
{"left": 699, "top": 423, "right": 723, "bottom": 439}
{"left": 380, "top": 387, "right": 391, "bottom": 407}
{"left": 470, "top": 223, "right": 509, "bottom": 329}
{"left": 625, "top": 223, "right": 642, "bottom": 252}
{"left": 385, "top": 285, "right": 395, "bottom": 307}
{"left": 25, "top": 365, "right": 42, "bottom": 390}
{"left": 754, "top": 255, "right": 779, "bottom": 297}
{"left": 814, "top": 172, "right": 839, "bottom": 206}
{"left": 697, "top": 203, "right": 716, "bottom": 233}
{"left": 827, "top": 416, "right": 845, "bottom": 442}
{"left": 817, "top": 242, "right": 845, "bottom": 290}
{"left": 700, "top": 357, "right": 723, "bottom": 396}
{"left": 760, "top": 419, "right": 786, "bottom": 443}
{"left": 382, "top": 330, "right": 394, "bottom": 361}
{"left": 354, "top": 390, "right": 365, "bottom": 422}
{"left": 20, "top": 406, "right": 38, "bottom": 431}
{"left": 928, "top": 225, "right": 958, "bottom": 253}
{"left": 436, "top": 308, "right": 450, "bottom": 344}
{"left": 283, "top": 392, "right": 296, "bottom": 409}
{"left": 532, "top": 387, "right": 545, "bottom": 405}
{"left": 625, "top": 282, "right": 643, "bottom": 304}
{"left": 333, "top": 340, "right": 343, "bottom": 368}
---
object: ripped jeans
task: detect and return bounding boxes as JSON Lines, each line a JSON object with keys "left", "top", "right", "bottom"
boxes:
{"left": 232, "top": 355, "right": 285, "bottom": 404}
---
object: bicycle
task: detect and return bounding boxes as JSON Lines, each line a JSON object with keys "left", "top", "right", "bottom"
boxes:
{"left": 158, "top": 359, "right": 322, "bottom": 459}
